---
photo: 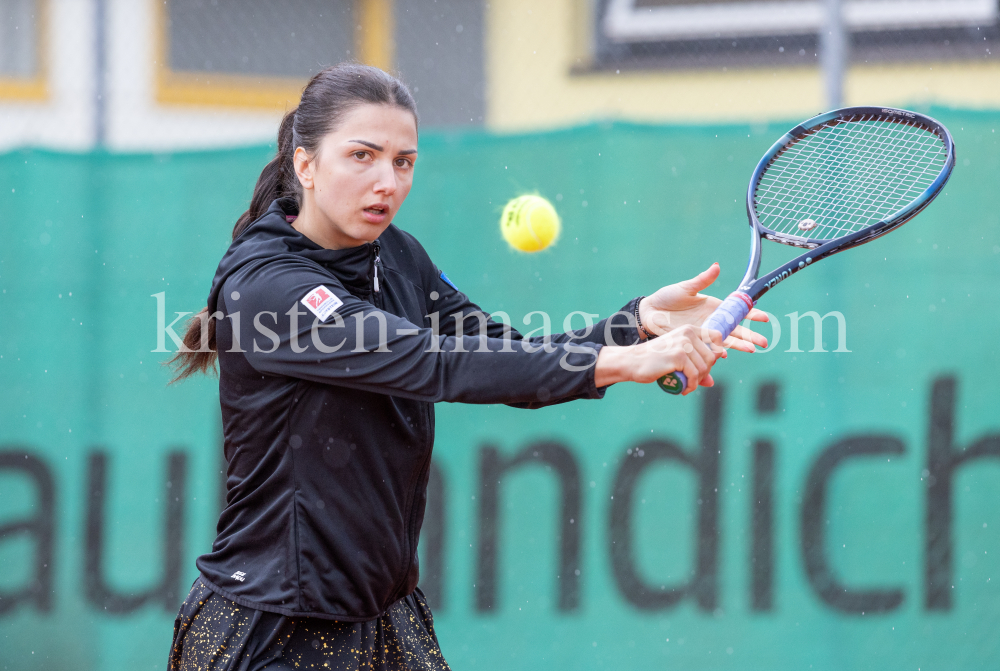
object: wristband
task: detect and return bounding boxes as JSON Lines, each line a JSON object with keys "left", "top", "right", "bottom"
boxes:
{"left": 635, "top": 297, "right": 657, "bottom": 340}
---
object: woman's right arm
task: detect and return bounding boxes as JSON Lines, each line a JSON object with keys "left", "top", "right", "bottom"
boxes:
{"left": 594, "top": 324, "right": 725, "bottom": 394}
{"left": 223, "top": 259, "right": 723, "bottom": 404}
{"left": 222, "top": 260, "right": 609, "bottom": 406}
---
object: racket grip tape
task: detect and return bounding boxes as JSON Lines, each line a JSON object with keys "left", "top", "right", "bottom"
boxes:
{"left": 657, "top": 292, "right": 754, "bottom": 395}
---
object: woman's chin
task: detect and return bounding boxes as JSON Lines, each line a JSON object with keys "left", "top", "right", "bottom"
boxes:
{"left": 345, "top": 221, "right": 391, "bottom": 244}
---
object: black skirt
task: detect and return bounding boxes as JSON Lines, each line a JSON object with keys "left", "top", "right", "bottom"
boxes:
{"left": 168, "top": 577, "right": 451, "bottom": 671}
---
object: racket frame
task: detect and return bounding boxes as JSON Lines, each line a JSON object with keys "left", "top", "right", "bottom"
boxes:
{"left": 738, "top": 106, "right": 955, "bottom": 304}
{"left": 658, "top": 106, "right": 955, "bottom": 395}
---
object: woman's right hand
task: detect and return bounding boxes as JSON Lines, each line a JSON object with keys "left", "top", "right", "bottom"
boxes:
{"left": 594, "top": 325, "right": 726, "bottom": 395}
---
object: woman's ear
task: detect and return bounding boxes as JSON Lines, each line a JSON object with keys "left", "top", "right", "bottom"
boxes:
{"left": 293, "top": 146, "right": 314, "bottom": 190}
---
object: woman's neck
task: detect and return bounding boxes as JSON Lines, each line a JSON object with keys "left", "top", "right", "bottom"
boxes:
{"left": 292, "top": 198, "right": 359, "bottom": 250}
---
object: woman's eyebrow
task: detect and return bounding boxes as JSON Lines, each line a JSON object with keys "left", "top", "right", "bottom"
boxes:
{"left": 347, "top": 140, "right": 416, "bottom": 156}
{"left": 348, "top": 139, "right": 383, "bottom": 151}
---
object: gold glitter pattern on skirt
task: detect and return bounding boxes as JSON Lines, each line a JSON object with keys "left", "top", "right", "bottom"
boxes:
{"left": 168, "top": 578, "right": 450, "bottom": 671}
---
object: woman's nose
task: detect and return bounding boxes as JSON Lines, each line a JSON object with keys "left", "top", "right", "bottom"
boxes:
{"left": 373, "top": 161, "right": 397, "bottom": 195}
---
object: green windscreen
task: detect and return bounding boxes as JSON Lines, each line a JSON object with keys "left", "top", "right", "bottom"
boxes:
{"left": 0, "top": 110, "right": 998, "bottom": 671}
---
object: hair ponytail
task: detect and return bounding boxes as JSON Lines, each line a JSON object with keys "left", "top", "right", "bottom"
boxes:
{"left": 168, "top": 63, "right": 418, "bottom": 383}
{"left": 167, "top": 111, "right": 298, "bottom": 382}
{"left": 232, "top": 109, "right": 300, "bottom": 240}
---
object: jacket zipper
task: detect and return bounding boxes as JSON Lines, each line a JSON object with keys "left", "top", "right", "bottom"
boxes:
{"left": 371, "top": 241, "right": 382, "bottom": 306}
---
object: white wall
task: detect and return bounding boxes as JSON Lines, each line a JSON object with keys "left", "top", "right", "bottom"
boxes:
{"left": 0, "top": 0, "right": 95, "bottom": 151}
{"left": 0, "top": 0, "right": 286, "bottom": 153}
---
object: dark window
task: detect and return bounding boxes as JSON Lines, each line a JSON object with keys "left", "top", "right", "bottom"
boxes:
{"left": 0, "top": 0, "right": 39, "bottom": 79}
{"left": 164, "top": 0, "right": 486, "bottom": 126}
{"left": 167, "top": 0, "right": 355, "bottom": 79}
{"left": 593, "top": 0, "right": 999, "bottom": 71}
{"left": 395, "top": 0, "right": 485, "bottom": 127}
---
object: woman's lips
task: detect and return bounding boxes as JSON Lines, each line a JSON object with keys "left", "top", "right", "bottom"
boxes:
{"left": 362, "top": 205, "right": 389, "bottom": 224}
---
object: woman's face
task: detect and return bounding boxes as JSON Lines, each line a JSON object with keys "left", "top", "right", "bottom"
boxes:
{"left": 294, "top": 103, "right": 418, "bottom": 249}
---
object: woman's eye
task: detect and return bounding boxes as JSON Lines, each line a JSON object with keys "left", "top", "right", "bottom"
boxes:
{"left": 395, "top": 158, "right": 411, "bottom": 168}
{"left": 354, "top": 151, "right": 368, "bottom": 160}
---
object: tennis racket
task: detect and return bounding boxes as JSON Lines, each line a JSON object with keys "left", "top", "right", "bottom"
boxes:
{"left": 658, "top": 106, "right": 955, "bottom": 395}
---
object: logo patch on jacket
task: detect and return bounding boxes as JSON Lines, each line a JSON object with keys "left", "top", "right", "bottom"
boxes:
{"left": 439, "top": 270, "right": 458, "bottom": 290}
{"left": 301, "top": 285, "right": 343, "bottom": 322}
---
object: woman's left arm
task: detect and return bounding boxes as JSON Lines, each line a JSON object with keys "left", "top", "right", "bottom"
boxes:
{"left": 412, "top": 234, "right": 756, "bottom": 350}
{"left": 637, "top": 263, "right": 769, "bottom": 353}
{"left": 413, "top": 241, "right": 631, "bottom": 345}
{"left": 428, "top": 275, "right": 643, "bottom": 348}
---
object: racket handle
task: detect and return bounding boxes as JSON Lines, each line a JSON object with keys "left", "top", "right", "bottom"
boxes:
{"left": 703, "top": 291, "right": 754, "bottom": 341}
{"left": 657, "top": 370, "right": 687, "bottom": 394}
{"left": 658, "top": 292, "right": 754, "bottom": 395}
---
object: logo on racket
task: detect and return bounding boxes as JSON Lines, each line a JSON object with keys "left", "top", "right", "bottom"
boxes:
{"left": 766, "top": 269, "right": 792, "bottom": 289}
{"left": 881, "top": 108, "right": 916, "bottom": 118}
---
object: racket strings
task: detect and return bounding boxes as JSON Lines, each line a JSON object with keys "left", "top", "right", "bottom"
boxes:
{"left": 758, "top": 118, "right": 944, "bottom": 238}
{"left": 771, "top": 137, "right": 936, "bottom": 237}
{"left": 754, "top": 114, "right": 948, "bottom": 241}
{"left": 762, "top": 119, "right": 942, "bottom": 236}
{"left": 761, "top": 121, "right": 941, "bottom": 238}
{"left": 807, "top": 121, "right": 942, "bottom": 226}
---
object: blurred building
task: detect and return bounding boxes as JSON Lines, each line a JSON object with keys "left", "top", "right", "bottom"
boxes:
{"left": 1, "top": 0, "right": 998, "bottom": 151}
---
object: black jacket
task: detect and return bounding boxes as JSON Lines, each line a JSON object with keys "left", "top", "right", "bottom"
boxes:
{"left": 196, "top": 198, "right": 641, "bottom": 620}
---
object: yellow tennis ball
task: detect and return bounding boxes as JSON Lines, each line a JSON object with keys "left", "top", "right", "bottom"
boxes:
{"left": 500, "top": 195, "right": 561, "bottom": 253}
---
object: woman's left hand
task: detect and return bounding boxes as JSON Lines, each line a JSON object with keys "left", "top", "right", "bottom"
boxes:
{"left": 637, "top": 263, "right": 769, "bottom": 353}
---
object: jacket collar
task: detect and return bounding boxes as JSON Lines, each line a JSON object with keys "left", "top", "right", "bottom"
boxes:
{"left": 271, "top": 198, "right": 377, "bottom": 289}
{"left": 208, "top": 198, "right": 379, "bottom": 312}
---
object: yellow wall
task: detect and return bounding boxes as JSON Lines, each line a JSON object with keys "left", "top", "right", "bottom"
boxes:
{"left": 485, "top": 0, "right": 1000, "bottom": 130}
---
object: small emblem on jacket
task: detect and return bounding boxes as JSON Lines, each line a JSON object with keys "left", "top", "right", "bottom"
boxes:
{"left": 301, "top": 285, "right": 343, "bottom": 322}
{"left": 231, "top": 571, "right": 247, "bottom": 582}
{"left": 439, "top": 270, "right": 458, "bottom": 290}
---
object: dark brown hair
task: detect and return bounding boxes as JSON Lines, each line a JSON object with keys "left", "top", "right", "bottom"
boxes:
{"left": 168, "top": 63, "right": 418, "bottom": 382}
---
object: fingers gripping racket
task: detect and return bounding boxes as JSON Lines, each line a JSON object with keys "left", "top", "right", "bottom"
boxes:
{"left": 658, "top": 106, "right": 955, "bottom": 394}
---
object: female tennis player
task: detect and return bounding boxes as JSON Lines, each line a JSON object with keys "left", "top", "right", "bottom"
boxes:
{"left": 166, "top": 63, "right": 766, "bottom": 670}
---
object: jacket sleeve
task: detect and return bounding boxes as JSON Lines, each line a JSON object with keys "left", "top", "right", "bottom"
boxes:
{"left": 400, "top": 227, "right": 642, "bottom": 348}
{"left": 417, "top": 263, "right": 642, "bottom": 409}
{"left": 429, "top": 277, "right": 643, "bottom": 348}
{"left": 222, "top": 258, "right": 606, "bottom": 406}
